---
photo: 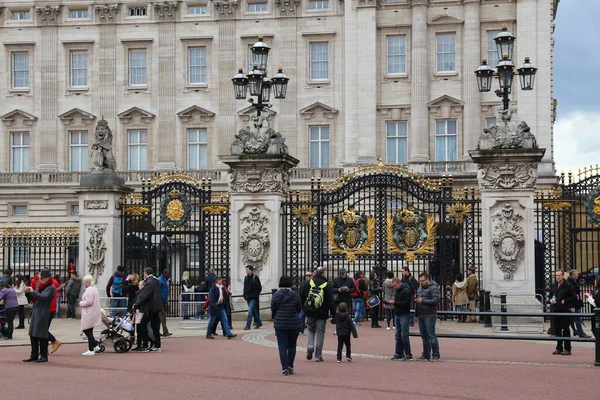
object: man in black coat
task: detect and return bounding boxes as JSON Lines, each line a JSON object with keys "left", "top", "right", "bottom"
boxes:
{"left": 300, "top": 267, "right": 336, "bottom": 362}
{"left": 549, "top": 270, "right": 576, "bottom": 355}
{"left": 332, "top": 269, "right": 356, "bottom": 308}
{"left": 567, "top": 270, "right": 591, "bottom": 338}
{"left": 389, "top": 277, "right": 413, "bottom": 360}
{"left": 243, "top": 266, "right": 263, "bottom": 330}
{"left": 133, "top": 267, "right": 163, "bottom": 353}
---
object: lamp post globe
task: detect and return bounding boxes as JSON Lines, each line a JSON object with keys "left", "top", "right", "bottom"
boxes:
{"left": 251, "top": 35, "right": 271, "bottom": 71}
{"left": 517, "top": 56, "right": 538, "bottom": 91}
{"left": 494, "top": 25, "right": 516, "bottom": 63}
{"left": 261, "top": 75, "right": 272, "bottom": 102}
{"left": 475, "top": 58, "right": 494, "bottom": 93}
{"left": 271, "top": 66, "right": 289, "bottom": 99}
{"left": 497, "top": 53, "right": 515, "bottom": 94}
{"left": 232, "top": 67, "right": 248, "bottom": 100}
{"left": 247, "top": 63, "right": 263, "bottom": 97}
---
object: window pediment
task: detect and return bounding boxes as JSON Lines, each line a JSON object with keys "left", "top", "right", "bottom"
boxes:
{"left": 1, "top": 109, "right": 37, "bottom": 126}
{"left": 428, "top": 95, "right": 463, "bottom": 118}
{"left": 428, "top": 14, "right": 464, "bottom": 25}
{"left": 58, "top": 108, "right": 96, "bottom": 125}
{"left": 117, "top": 107, "right": 155, "bottom": 124}
{"left": 237, "top": 105, "right": 276, "bottom": 122}
{"left": 177, "top": 105, "right": 215, "bottom": 123}
{"left": 299, "top": 102, "right": 338, "bottom": 120}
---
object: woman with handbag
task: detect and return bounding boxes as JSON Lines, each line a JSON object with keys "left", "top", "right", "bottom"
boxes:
{"left": 382, "top": 271, "right": 395, "bottom": 330}
{"left": 181, "top": 271, "right": 194, "bottom": 320}
{"left": 368, "top": 272, "right": 382, "bottom": 328}
{"left": 271, "top": 275, "right": 302, "bottom": 376}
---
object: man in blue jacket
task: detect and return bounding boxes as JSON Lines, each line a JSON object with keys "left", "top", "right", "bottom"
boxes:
{"left": 158, "top": 270, "right": 172, "bottom": 337}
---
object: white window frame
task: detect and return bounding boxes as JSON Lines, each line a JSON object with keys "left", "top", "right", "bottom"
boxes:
{"left": 70, "top": 50, "right": 88, "bottom": 88}
{"left": 435, "top": 119, "right": 458, "bottom": 162}
{"left": 128, "top": 6, "right": 148, "bottom": 17}
{"left": 386, "top": 121, "right": 408, "bottom": 164}
{"left": 69, "top": 9, "right": 89, "bottom": 19}
{"left": 128, "top": 130, "right": 148, "bottom": 171}
{"left": 187, "top": 128, "right": 208, "bottom": 170}
{"left": 486, "top": 30, "right": 501, "bottom": 68}
{"left": 436, "top": 33, "right": 456, "bottom": 73}
{"left": 188, "top": 5, "right": 207, "bottom": 14}
{"left": 11, "top": 11, "right": 31, "bottom": 20}
{"left": 12, "top": 205, "right": 28, "bottom": 216}
{"left": 12, "top": 52, "right": 30, "bottom": 89}
{"left": 71, "top": 204, "right": 80, "bottom": 216}
{"left": 188, "top": 47, "right": 207, "bottom": 85}
{"left": 308, "top": 0, "right": 329, "bottom": 9}
{"left": 69, "top": 131, "right": 88, "bottom": 172}
{"left": 11, "top": 132, "right": 30, "bottom": 173}
{"left": 309, "top": 126, "right": 330, "bottom": 168}
{"left": 309, "top": 42, "right": 329, "bottom": 81}
{"left": 128, "top": 49, "right": 148, "bottom": 87}
{"left": 386, "top": 35, "right": 406, "bottom": 76}
{"left": 248, "top": 2, "right": 268, "bottom": 12}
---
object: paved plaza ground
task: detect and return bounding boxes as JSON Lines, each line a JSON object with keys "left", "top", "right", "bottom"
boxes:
{"left": 1, "top": 318, "right": 597, "bottom": 400}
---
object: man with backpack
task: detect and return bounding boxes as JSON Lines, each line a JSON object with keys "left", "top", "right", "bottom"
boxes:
{"left": 300, "top": 266, "right": 336, "bottom": 362}
{"left": 106, "top": 266, "right": 127, "bottom": 317}
{"left": 351, "top": 271, "right": 368, "bottom": 325}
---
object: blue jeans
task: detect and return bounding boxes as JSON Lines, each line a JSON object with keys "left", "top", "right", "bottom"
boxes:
{"left": 299, "top": 310, "right": 306, "bottom": 334}
{"left": 55, "top": 296, "right": 62, "bottom": 318}
{"left": 275, "top": 329, "right": 299, "bottom": 371}
{"left": 394, "top": 313, "right": 412, "bottom": 357}
{"left": 352, "top": 298, "right": 365, "bottom": 322}
{"left": 181, "top": 293, "right": 190, "bottom": 317}
{"left": 111, "top": 298, "right": 127, "bottom": 317}
{"left": 418, "top": 314, "right": 440, "bottom": 359}
{"left": 246, "top": 299, "right": 262, "bottom": 328}
{"left": 207, "top": 306, "right": 232, "bottom": 337}
{"left": 572, "top": 308, "right": 584, "bottom": 335}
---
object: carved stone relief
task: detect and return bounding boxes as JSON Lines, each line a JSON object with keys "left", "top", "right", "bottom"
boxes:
{"left": 154, "top": 1, "right": 178, "bottom": 18}
{"left": 477, "top": 106, "right": 538, "bottom": 150}
{"left": 84, "top": 200, "right": 108, "bottom": 210}
{"left": 94, "top": 3, "right": 119, "bottom": 20}
{"left": 91, "top": 118, "right": 117, "bottom": 172}
{"left": 274, "top": 0, "right": 301, "bottom": 13}
{"left": 86, "top": 225, "right": 107, "bottom": 277}
{"left": 36, "top": 5, "right": 60, "bottom": 22}
{"left": 240, "top": 207, "right": 270, "bottom": 271}
{"left": 491, "top": 204, "right": 524, "bottom": 280}
{"left": 213, "top": 0, "right": 239, "bottom": 14}
{"left": 477, "top": 163, "right": 538, "bottom": 190}
{"left": 228, "top": 168, "right": 290, "bottom": 194}
{"left": 230, "top": 114, "right": 289, "bottom": 156}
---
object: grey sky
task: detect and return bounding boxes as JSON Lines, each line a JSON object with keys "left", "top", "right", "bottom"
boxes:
{"left": 554, "top": 0, "right": 600, "bottom": 115}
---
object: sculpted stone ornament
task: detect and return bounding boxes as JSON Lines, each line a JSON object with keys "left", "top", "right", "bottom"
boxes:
{"left": 91, "top": 119, "right": 117, "bottom": 171}
{"left": 491, "top": 204, "right": 525, "bottom": 280}
{"left": 230, "top": 114, "right": 289, "bottom": 156}
{"left": 86, "top": 225, "right": 107, "bottom": 277}
{"left": 84, "top": 200, "right": 108, "bottom": 210}
{"left": 477, "top": 107, "right": 538, "bottom": 151}
{"left": 240, "top": 207, "right": 270, "bottom": 271}
{"left": 228, "top": 168, "right": 290, "bottom": 193}
{"left": 477, "top": 163, "right": 538, "bottom": 190}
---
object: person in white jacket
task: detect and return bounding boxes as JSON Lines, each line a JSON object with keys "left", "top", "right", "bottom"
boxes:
{"left": 13, "top": 274, "right": 28, "bottom": 329}
{"left": 79, "top": 275, "right": 102, "bottom": 356}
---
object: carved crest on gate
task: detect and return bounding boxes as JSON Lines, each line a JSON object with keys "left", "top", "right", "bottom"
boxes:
{"left": 328, "top": 208, "right": 374, "bottom": 262}
{"left": 160, "top": 188, "right": 192, "bottom": 228}
{"left": 585, "top": 185, "right": 600, "bottom": 226}
{"left": 387, "top": 209, "right": 436, "bottom": 263}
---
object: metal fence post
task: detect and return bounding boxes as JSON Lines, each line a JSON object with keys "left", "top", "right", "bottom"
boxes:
{"left": 478, "top": 289, "right": 485, "bottom": 324}
{"left": 500, "top": 292, "right": 508, "bottom": 332}
{"left": 484, "top": 290, "right": 492, "bottom": 327}
{"left": 595, "top": 308, "right": 600, "bottom": 367}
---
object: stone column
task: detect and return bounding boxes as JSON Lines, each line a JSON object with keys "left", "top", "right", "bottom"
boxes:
{"left": 220, "top": 154, "right": 299, "bottom": 317}
{"left": 461, "top": 0, "right": 481, "bottom": 160}
{"left": 409, "top": 0, "right": 429, "bottom": 162}
{"left": 342, "top": 0, "right": 359, "bottom": 166}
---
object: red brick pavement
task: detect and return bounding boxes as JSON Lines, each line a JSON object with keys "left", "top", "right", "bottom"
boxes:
{"left": 1, "top": 324, "right": 597, "bottom": 400}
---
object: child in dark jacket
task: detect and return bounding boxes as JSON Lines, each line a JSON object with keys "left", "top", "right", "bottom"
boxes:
{"left": 331, "top": 302, "right": 358, "bottom": 362}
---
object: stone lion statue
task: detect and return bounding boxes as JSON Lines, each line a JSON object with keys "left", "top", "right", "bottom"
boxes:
{"left": 91, "top": 118, "right": 117, "bottom": 171}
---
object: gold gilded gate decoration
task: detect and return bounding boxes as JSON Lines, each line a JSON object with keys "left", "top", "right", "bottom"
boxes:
{"left": 387, "top": 209, "right": 436, "bottom": 263}
{"left": 160, "top": 188, "right": 192, "bottom": 228}
{"left": 328, "top": 208, "right": 374, "bottom": 262}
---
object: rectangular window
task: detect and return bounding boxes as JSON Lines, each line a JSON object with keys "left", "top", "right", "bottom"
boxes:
{"left": 12, "top": 52, "right": 29, "bottom": 89}
{"left": 70, "top": 131, "right": 88, "bottom": 172}
{"left": 486, "top": 117, "right": 497, "bottom": 128}
{"left": 187, "top": 128, "right": 208, "bottom": 170}
{"left": 188, "top": 47, "right": 207, "bottom": 85}
{"left": 11, "top": 132, "right": 29, "bottom": 173}
{"left": 11, "top": 11, "right": 31, "bottom": 20}
{"left": 12, "top": 205, "right": 28, "bottom": 216}
{"left": 69, "top": 9, "right": 89, "bottom": 18}
{"left": 309, "top": 0, "right": 329, "bottom": 9}
{"left": 248, "top": 2, "right": 268, "bottom": 12}
{"left": 11, "top": 246, "right": 29, "bottom": 266}
{"left": 436, "top": 33, "right": 456, "bottom": 73}
{"left": 310, "top": 42, "right": 329, "bottom": 81}
{"left": 128, "top": 130, "right": 148, "bottom": 171}
{"left": 386, "top": 35, "right": 406, "bottom": 75}
{"left": 386, "top": 121, "right": 408, "bottom": 164}
{"left": 70, "top": 50, "right": 88, "bottom": 87}
{"left": 129, "top": 49, "right": 147, "bottom": 86}
{"left": 309, "top": 126, "right": 330, "bottom": 168}
{"left": 71, "top": 204, "right": 80, "bottom": 216}
{"left": 129, "top": 7, "right": 147, "bottom": 16}
{"left": 435, "top": 120, "right": 458, "bottom": 162}
{"left": 486, "top": 30, "right": 501, "bottom": 68}
{"left": 188, "top": 5, "right": 207, "bottom": 14}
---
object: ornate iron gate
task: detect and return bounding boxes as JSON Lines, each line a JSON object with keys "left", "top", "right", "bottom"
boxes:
{"left": 535, "top": 169, "right": 600, "bottom": 308}
{"left": 120, "top": 172, "right": 230, "bottom": 315}
{"left": 283, "top": 162, "right": 482, "bottom": 310}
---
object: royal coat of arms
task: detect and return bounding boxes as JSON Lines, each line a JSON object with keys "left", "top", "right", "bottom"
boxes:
{"left": 585, "top": 186, "right": 600, "bottom": 226}
{"left": 160, "top": 188, "right": 192, "bottom": 228}
{"left": 387, "top": 209, "right": 436, "bottom": 263}
{"left": 328, "top": 208, "right": 374, "bottom": 262}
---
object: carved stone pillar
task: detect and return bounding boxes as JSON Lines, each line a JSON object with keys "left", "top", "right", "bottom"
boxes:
{"left": 409, "top": 0, "right": 429, "bottom": 162}
{"left": 470, "top": 108, "right": 545, "bottom": 296}
{"left": 461, "top": 0, "right": 481, "bottom": 160}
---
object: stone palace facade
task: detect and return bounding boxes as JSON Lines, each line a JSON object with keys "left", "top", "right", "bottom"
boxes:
{"left": 0, "top": 0, "right": 558, "bottom": 226}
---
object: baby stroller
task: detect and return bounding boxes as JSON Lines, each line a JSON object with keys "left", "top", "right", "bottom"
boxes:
{"left": 97, "top": 309, "right": 135, "bottom": 353}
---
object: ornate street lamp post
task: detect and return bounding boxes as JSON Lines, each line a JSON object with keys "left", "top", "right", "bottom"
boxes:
{"left": 475, "top": 25, "right": 538, "bottom": 110}
{"left": 232, "top": 35, "right": 289, "bottom": 116}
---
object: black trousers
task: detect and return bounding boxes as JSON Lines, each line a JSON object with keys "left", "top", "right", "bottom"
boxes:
{"left": 554, "top": 315, "right": 572, "bottom": 351}
{"left": 336, "top": 335, "right": 352, "bottom": 360}
{"left": 371, "top": 306, "right": 379, "bottom": 327}
{"left": 139, "top": 311, "right": 161, "bottom": 349}
{"left": 4, "top": 307, "right": 17, "bottom": 338}
{"left": 30, "top": 336, "right": 49, "bottom": 358}
{"left": 47, "top": 314, "right": 56, "bottom": 343}
{"left": 67, "top": 295, "right": 77, "bottom": 318}
{"left": 82, "top": 328, "right": 97, "bottom": 351}
{"left": 16, "top": 305, "right": 25, "bottom": 328}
